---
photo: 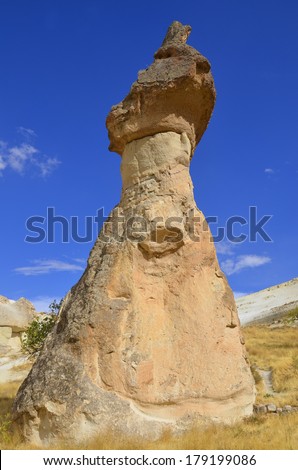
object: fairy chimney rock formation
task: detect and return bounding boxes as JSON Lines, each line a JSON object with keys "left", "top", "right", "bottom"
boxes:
{"left": 106, "top": 21, "right": 214, "bottom": 155}
{"left": 13, "top": 21, "right": 255, "bottom": 445}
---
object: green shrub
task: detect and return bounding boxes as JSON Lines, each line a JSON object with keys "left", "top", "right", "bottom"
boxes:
{"left": 22, "top": 315, "right": 57, "bottom": 355}
{"left": 49, "top": 298, "right": 63, "bottom": 315}
{"left": 285, "top": 307, "right": 298, "bottom": 323}
{"left": 22, "top": 298, "right": 64, "bottom": 355}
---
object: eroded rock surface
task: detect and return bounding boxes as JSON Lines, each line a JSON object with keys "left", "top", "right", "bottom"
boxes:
{"left": 106, "top": 21, "right": 215, "bottom": 155}
{"left": 0, "top": 296, "right": 36, "bottom": 384}
{"left": 0, "top": 296, "right": 36, "bottom": 333}
{"left": 13, "top": 21, "right": 255, "bottom": 446}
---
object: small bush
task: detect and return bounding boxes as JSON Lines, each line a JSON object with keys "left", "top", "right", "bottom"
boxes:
{"left": 285, "top": 307, "right": 298, "bottom": 323}
{"left": 21, "top": 298, "right": 63, "bottom": 355}
{"left": 49, "top": 299, "right": 63, "bottom": 315}
{"left": 22, "top": 315, "right": 57, "bottom": 355}
{"left": 0, "top": 413, "right": 12, "bottom": 444}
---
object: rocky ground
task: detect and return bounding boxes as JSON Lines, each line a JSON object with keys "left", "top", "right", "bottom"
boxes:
{"left": 1, "top": 285, "right": 298, "bottom": 449}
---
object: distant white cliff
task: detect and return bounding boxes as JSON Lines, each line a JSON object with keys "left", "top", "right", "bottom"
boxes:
{"left": 236, "top": 278, "right": 298, "bottom": 325}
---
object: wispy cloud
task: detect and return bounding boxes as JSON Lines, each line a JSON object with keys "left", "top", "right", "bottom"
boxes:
{"left": 14, "top": 259, "right": 85, "bottom": 276}
{"left": 264, "top": 167, "right": 279, "bottom": 180}
{"left": 33, "top": 156, "right": 61, "bottom": 177}
{"left": 72, "top": 258, "right": 86, "bottom": 264}
{"left": 221, "top": 254, "right": 271, "bottom": 275}
{"left": 29, "top": 295, "right": 62, "bottom": 312}
{"left": 17, "top": 127, "right": 37, "bottom": 139}
{"left": 5, "top": 143, "right": 38, "bottom": 173}
{"left": 0, "top": 144, "right": 6, "bottom": 171}
{"left": 0, "top": 129, "right": 60, "bottom": 177}
{"left": 215, "top": 240, "right": 234, "bottom": 255}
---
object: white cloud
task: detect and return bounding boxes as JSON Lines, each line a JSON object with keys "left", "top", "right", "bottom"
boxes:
{"left": 17, "top": 127, "right": 37, "bottom": 139}
{"left": 29, "top": 295, "right": 62, "bottom": 313}
{"left": 7, "top": 143, "right": 38, "bottom": 173}
{"left": 221, "top": 254, "right": 271, "bottom": 275}
{"left": 73, "top": 258, "right": 86, "bottom": 263}
{"left": 33, "top": 156, "right": 60, "bottom": 177}
{"left": 0, "top": 156, "right": 6, "bottom": 171}
{"left": 215, "top": 240, "right": 234, "bottom": 255}
{"left": 0, "top": 141, "right": 8, "bottom": 172}
{"left": 14, "top": 259, "right": 85, "bottom": 276}
{"left": 265, "top": 168, "right": 274, "bottom": 174}
{"left": 0, "top": 130, "right": 60, "bottom": 177}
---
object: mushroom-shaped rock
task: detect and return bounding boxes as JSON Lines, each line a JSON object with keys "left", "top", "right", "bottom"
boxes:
{"left": 13, "top": 22, "right": 255, "bottom": 446}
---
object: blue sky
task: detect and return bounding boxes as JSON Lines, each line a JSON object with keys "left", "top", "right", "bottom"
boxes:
{"left": 0, "top": 0, "right": 297, "bottom": 311}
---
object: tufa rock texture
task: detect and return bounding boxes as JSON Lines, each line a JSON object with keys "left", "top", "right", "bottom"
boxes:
{"left": 0, "top": 296, "right": 36, "bottom": 384}
{"left": 106, "top": 21, "right": 214, "bottom": 155}
{"left": 0, "top": 296, "right": 36, "bottom": 333}
{"left": 13, "top": 21, "right": 255, "bottom": 445}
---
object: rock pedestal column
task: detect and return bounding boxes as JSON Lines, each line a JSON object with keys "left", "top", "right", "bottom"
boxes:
{"left": 13, "top": 22, "right": 255, "bottom": 446}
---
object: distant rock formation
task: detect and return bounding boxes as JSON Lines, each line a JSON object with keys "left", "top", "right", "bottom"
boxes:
{"left": 0, "top": 296, "right": 36, "bottom": 332}
{"left": 13, "top": 21, "right": 255, "bottom": 446}
{"left": 0, "top": 296, "right": 36, "bottom": 384}
{"left": 237, "top": 277, "right": 298, "bottom": 325}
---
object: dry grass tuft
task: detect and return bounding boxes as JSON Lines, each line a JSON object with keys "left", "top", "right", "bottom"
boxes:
{"left": 0, "top": 382, "right": 20, "bottom": 447}
{"left": 76, "top": 414, "right": 298, "bottom": 450}
{"left": 1, "top": 323, "right": 297, "bottom": 449}
{"left": 244, "top": 325, "right": 298, "bottom": 406}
